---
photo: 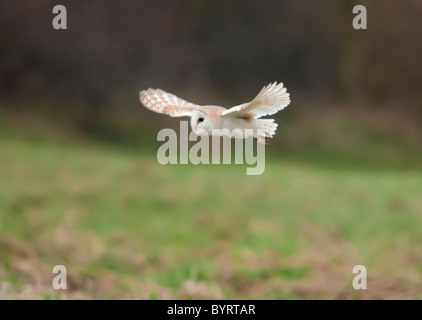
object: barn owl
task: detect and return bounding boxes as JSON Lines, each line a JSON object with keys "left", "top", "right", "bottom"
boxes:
{"left": 139, "top": 82, "right": 290, "bottom": 144}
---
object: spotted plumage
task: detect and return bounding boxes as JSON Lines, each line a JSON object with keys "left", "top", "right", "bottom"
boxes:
{"left": 139, "top": 82, "right": 291, "bottom": 144}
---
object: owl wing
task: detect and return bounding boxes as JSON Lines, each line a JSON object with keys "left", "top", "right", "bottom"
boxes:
{"left": 222, "top": 82, "right": 290, "bottom": 119}
{"left": 139, "top": 89, "right": 200, "bottom": 117}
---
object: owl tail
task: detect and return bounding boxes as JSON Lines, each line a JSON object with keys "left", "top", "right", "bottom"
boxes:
{"left": 255, "top": 119, "right": 278, "bottom": 145}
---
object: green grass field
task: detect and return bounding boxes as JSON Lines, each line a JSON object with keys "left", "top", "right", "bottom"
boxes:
{"left": 0, "top": 123, "right": 422, "bottom": 299}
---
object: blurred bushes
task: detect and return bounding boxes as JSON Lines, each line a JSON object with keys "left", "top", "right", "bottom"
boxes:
{"left": 1, "top": 1, "right": 421, "bottom": 106}
{"left": 0, "top": 0, "right": 421, "bottom": 160}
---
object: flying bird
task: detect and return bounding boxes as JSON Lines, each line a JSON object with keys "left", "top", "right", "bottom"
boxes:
{"left": 139, "top": 82, "right": 290, "bottom": 144}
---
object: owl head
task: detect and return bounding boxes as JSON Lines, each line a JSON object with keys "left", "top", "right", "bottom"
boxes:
{"left": 190, "top": 110, "right": 210, "bottom": 135}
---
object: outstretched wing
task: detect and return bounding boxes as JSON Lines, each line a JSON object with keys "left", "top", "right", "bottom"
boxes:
{"left": 139, "top": 89, "right": 200, "bottom": 117}
{"left": 222, "top": 82, "right": 290, "bottom": 119}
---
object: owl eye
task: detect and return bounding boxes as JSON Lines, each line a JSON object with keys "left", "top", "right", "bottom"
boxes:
{"left": 198, "top": 118, "right": 204, "bottom": 123}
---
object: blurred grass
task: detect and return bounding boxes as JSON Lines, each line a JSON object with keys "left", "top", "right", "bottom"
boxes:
{"left": 0, "top": 107, "right": 422, "bottom": 299}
